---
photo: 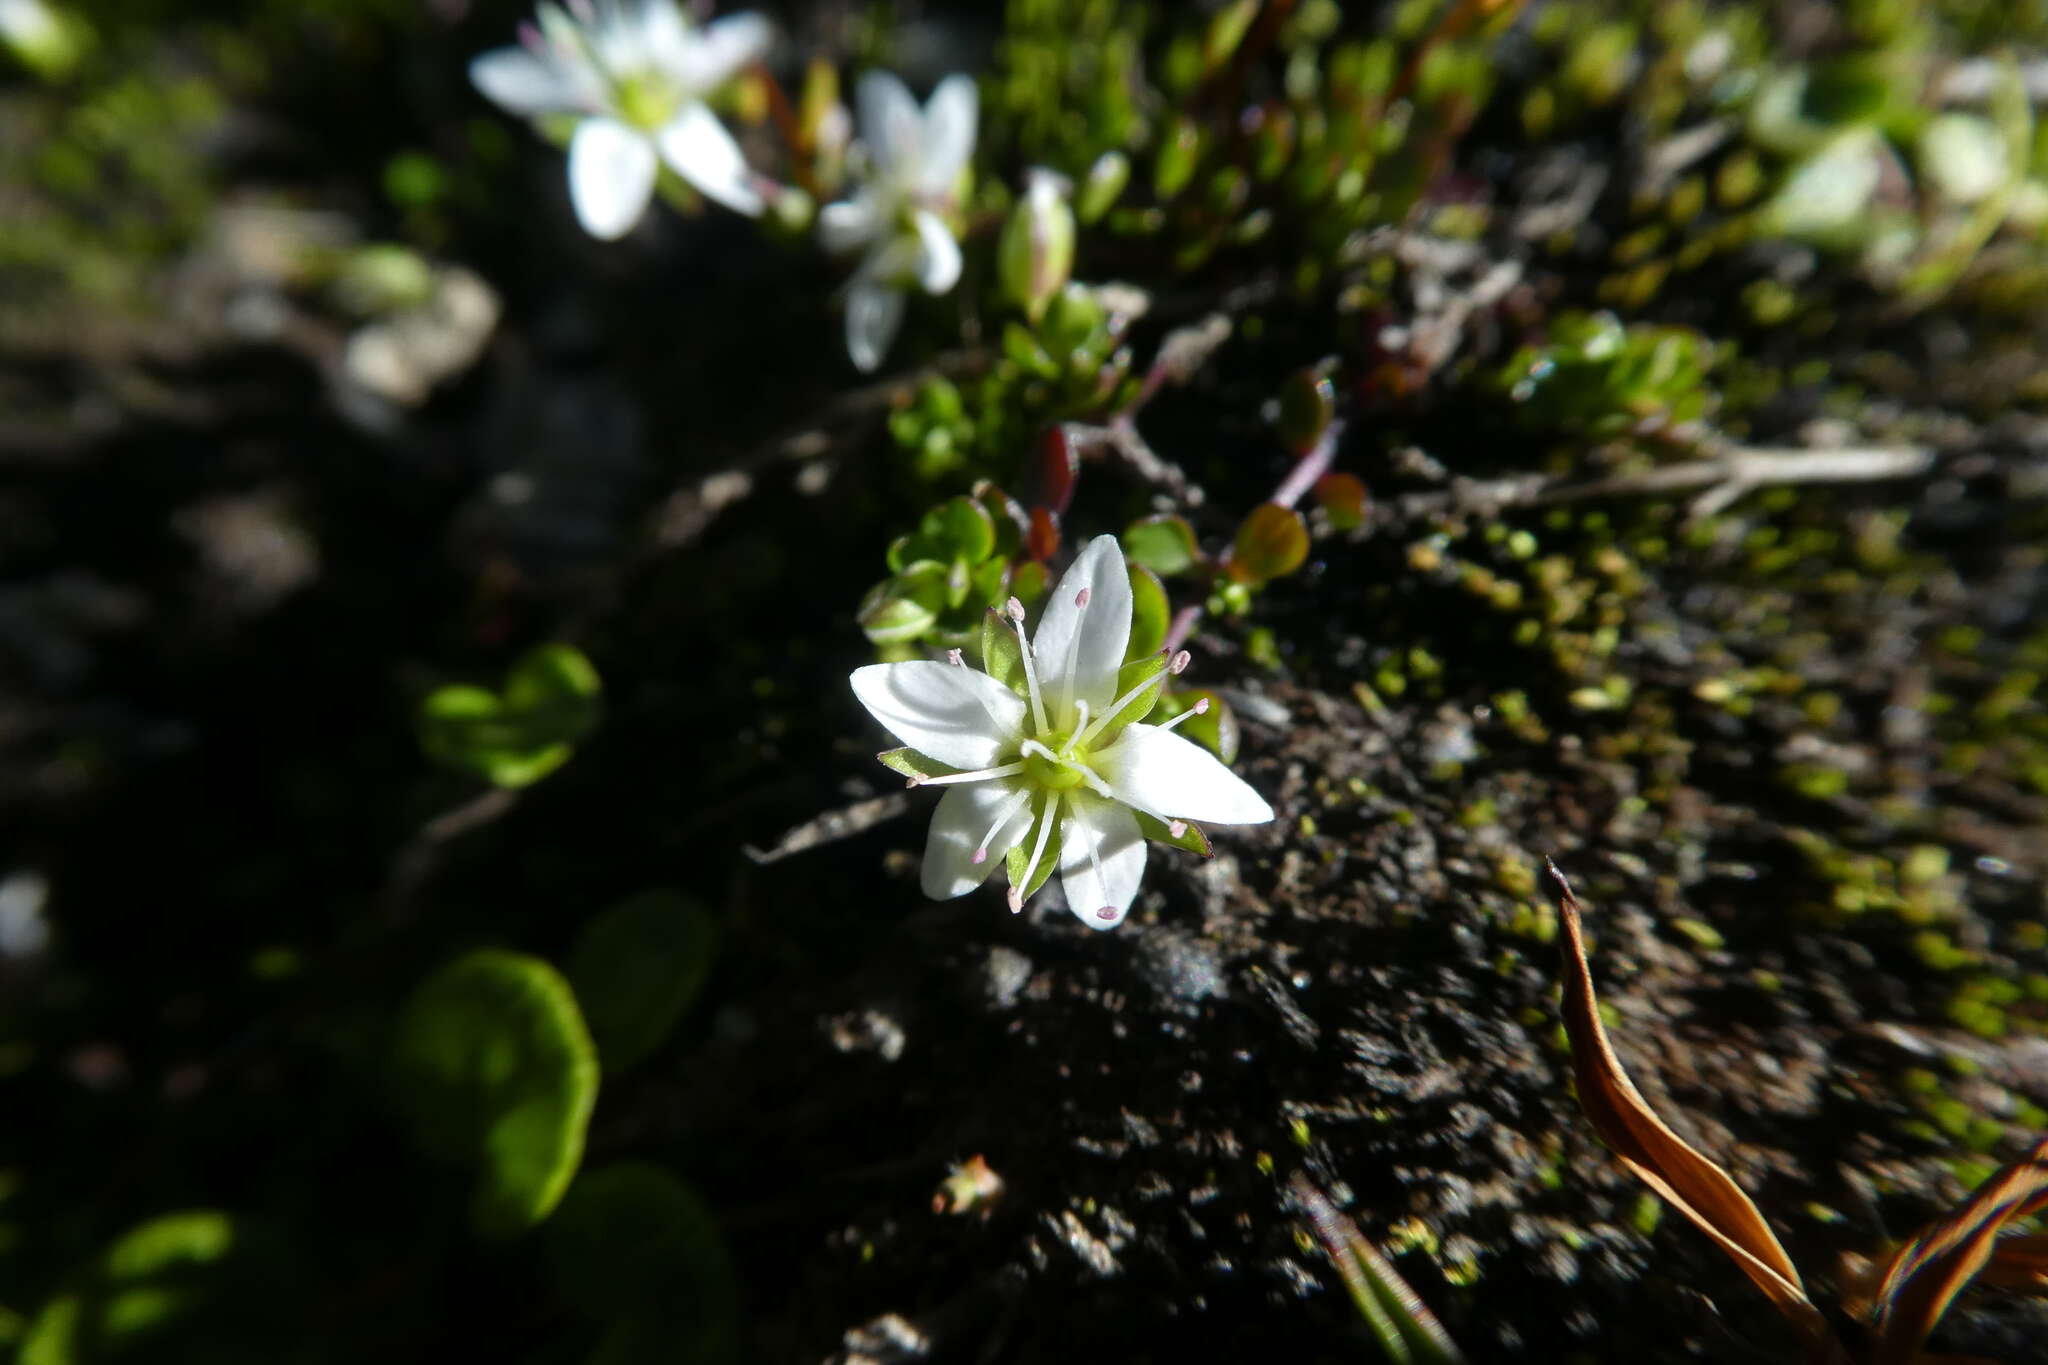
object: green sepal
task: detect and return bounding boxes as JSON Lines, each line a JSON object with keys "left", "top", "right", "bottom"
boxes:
{"left": 878, "top": 747, "right": 960, "bottom": 782}
{"left": 1006, "top": 799, "right": 1062, "bottom": 899}
{"left": 1157, "top": 688, "right": 1240, "bottom": 763}
{"left": 980, "top": 607, "right": 1027, "bottom": 695}
{"left": 1137, "top": 810, "right": 1212, "bottom": 857}
{"left": 1091, "top": 655, "right": 1169, "bottom": 749}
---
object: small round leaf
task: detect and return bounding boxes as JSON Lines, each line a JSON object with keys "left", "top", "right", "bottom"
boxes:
{"left": 389, "top": 949, "right": 599, "bottom": 1239}
{"left": 569, "top": 891, "right": 717, "bottom": 1074}
{"left": 1232, "top": 505, "right": 1310, "bottom": 584}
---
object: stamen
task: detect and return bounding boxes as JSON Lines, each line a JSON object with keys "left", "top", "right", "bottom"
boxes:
{"left": 1076, "top": 670, "right": 1168, "bottom": 748}
{"left": 1168, "top": 819, "right": 1188, "bottom": 838}
{"left": 946, "top": 649, "right": 965, "bottom": 667}
{"left": 1010, "top": 792, "right": 1060, "bottom": 912}
{"left": 1006, "top": 598, "right": 1050, "bottom": 736}
{"left": 971, "top": 788, "right": 1032, "bottom": 865}
{"left": 1168, "top": 649, "right": 1192, "bottom": 676}
{"left": 1079, "top": 806, "right": 1115, "bottom": 918}
{"left": 907, "top": 761, "right": 1027, "bottom": 788}
{"left": 1154, "top": 697, "right": 1209, "bottom": 733}
{"left": 1070, "top": 700, "right": 1090, "bottom": 745}
{"left": 1075, "top": 587, "right": 1091, "bottom": 608}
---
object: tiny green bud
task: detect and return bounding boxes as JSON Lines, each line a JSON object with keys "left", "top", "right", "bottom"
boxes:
{"left": 1077, "top": 151, "right": 1130, "bottom": 225}
{"left": 998, "top": 169, "right": 1076, "bottom": 323}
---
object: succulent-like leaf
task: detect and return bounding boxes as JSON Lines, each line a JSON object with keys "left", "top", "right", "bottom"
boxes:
{"left": 389, "top": 949, "right": 599, "bottom": 1239}
{"left": 1123, "top": 514, "right": 1201, "bottom": 577}
{"left": 1232, "top": 504, "right": 1310, "bottom": 584}
{"left": 1126, "top": 563, "right": 1171, "bottom": 661}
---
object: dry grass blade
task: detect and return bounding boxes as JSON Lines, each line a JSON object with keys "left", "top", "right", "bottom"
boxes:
{"left": 1869, "top": 1138, "right": 2048, "bottom": 1365}
{"left": 1289, "top": 1172, "right": 1469, "bottom": 1365}
{"left": 1974, "top": 1233, "right": 2048, "bottom": 1292}
{"left": 1545, "top": 860, "right": 1837, "bottom": 1354}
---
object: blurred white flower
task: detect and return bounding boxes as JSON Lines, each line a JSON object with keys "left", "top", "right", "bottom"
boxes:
{"left": 470, "top": 0, "right": 770, "bottom": 240}
{"left": 850, "top": 536, "right": 1273, "bottom": 930}
{"left": 819, "top": 70, "right": 977, "bottom": 371}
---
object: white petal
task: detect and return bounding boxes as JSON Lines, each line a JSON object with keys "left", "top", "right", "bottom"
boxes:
{"left": 568, "top": 118, "right": 659, "bottom": 239}
{"left": 675, "top": 11, "right": 773, "bottom": 91}
{"left": 1030, "top": 534, "right": 1132, "bottom": 727}
{"left": 920, "top": 782, "right": 1033, "bottom": 899}
{"left": 916, "top": 73, "right": 978, "bottom": 200}
{"left": 635, "top": 0, "right": 694, "bottom": 75}
{"left": 1058, "top": 794, "right": 1146, "bottom": 930}
{"left": 845, "top": 277, "right": 906, "bottom": 373}
{"left": 655, "top": 103, "right": 762, "bottom": 215}
{"left": 1094, "top": 723, "right": 1275, "bottom": 825}
{"left": 849, "top": 661, "right": 1025, "bottom": 770}
{"left": 856, "top": 69, "right": 922, "bottom": 176}
{"left": 910, "top": 210, "right": 962, "bottom": 294}
{"left": 818, "top": 195, "right": 883, "bottom": 254}
{"left": 470, "top": 47, "right": 585, "bottom": 115}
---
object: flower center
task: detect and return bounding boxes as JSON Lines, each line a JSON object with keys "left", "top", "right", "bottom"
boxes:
{"left": 1022, "top": 729, "right": 1089, "bottom": 790}
{"left": 614, "top": 71, "right": 680, "bottom": 131}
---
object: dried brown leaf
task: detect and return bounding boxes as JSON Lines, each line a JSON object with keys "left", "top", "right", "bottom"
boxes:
{"left": 1547, "top": 861, "right": 1837, "bottom": 1354}
{"left": 1869, "top": 1138, "right": 2048, "bottom": 1365}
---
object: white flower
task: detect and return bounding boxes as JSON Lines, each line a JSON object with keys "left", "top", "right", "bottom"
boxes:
{"left": 850, "top": 536, "right": 1274, "bottom": 930}
{"left": 819, "top": 70, "right": 977, "bottom": 372}
{"left": 470, "top": 0, "right": 770, "bottom": 240}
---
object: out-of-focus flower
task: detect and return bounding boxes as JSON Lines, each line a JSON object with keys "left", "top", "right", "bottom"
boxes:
{"left": 849, "top": 536, "right": 1273, "bottom": 929}
{"left": 470, "top": 0, "right": 770, "bottom": 240}
{"left": 819, "top": 71, "right": 977, "bottom": 372}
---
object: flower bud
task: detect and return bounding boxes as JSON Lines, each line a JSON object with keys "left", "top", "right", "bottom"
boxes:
{"left": 998, "top": 169, "right": 1076, "bottom": 323}
{"left": 1076, "top": 151, "right": 1129, "bottom": 225}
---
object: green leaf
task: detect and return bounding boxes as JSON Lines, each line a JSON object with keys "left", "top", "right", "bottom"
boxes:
{"left": 1009, "top": 559, "right": 1049, "bottom": 604}
{"left": 1136, "top": 810, "right": 1211, "bottom": 857}
{"left": 1126, "top": 564, "right": 1170, "bottom": 661}
{"left": 1077, "top": 150, "right": 1130, "bottom": 224}
{"left": 389, "top": 949, "right": 599, "bottom": 1239}
{"left": 545, "top": 1163, "right": 740, "bottom": 1365}
{"left": 569, "top": 891, "right": 717, "bottom": 1075}
{"left": 878, "top": 747, "right": 963, "bottom": 782}
{"left": 888, "top": 497, "right": 998, "bottom": 573}
{"left": 858, "top": 581, "right": 938, "bottom": 646}
{"left": 419, "top": 644, "right": 602, "bottom": 789}
{"left": 1123, "top": 515, "right": 1201, "bottom": 577}
{"left": 980, "top": 608, "right": 1027, "bottom": 694}
{"left": 1232, "top": 505, "right": 1310, "bottom": 585}
{"left": 1005, "top": 798, "right": 1062, "bottom": 899}
{"left": 21, "top": 1212, "right": 245, "bottom": 1365}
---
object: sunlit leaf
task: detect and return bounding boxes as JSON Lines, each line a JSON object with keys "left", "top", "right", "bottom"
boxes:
{"left": 1232, "top": 505, "right": 1310, "bottom": 584}
{"left": 1126, "top": 563, "right": 1170, "bottom": 661}
{"left": 418, "top": 644, "right": 602, "bottom": 788}
{"left": 1123, "top": 514, "right": 1202, "bottom": 577}
{"left": 390, "top": 949, "right": 599, "bottom": 1239}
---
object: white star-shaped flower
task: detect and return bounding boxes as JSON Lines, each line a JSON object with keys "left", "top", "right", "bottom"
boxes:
{"left": 850, "top": 536, "right": 1274, "bottom": 930}
{"left": 470, "top": 0, "right": 770, "bottom": 240}
{"left": 819, "top": 70, "right": 977, "bottom": 372}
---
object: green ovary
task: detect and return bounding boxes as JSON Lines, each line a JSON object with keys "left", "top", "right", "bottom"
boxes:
{"left": 614, "top": 74, "right": 680, "bottom": 131}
